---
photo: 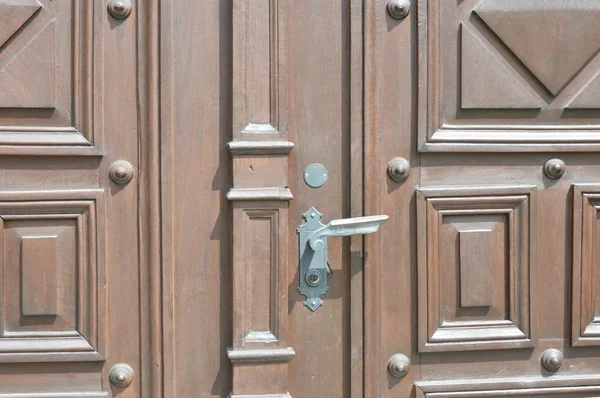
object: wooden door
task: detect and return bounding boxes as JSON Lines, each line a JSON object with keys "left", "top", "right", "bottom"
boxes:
{"left": 380, "top": 0, "right": 600, "bottom": 396}
{"left": 162, "top": 0, "right": 600, "bottom": 397}
{"left": 0, "top": 1, "right": 160, "bottom": 397}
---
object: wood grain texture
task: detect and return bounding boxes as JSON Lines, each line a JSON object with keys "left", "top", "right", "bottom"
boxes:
{"left": 163, "top": 0, "right": 600, "bottom": 396}
{"left": 417, "top": 186, "right": 537, "bottom": 352}
{"left": 460, "top": 26, "right": 542, "bottom": 109}
{"left": 160, "top": 0, "right": 233, "bottom": 396}
{"left": 417, "top": 0, "right": 600, "bottom": 151}
{"left": 286, "top": 1, "right": 358, "bottom": 396}
{"left": 572, "top": 184, "right": 600, "bottom": 346}
{"left": 458, "top": 230, "right": 493, "bottom": 308}
{"left": 229, "top": 1, "right": 292, "bottom": 395}
{"left": 0, "top": 0, "right": 101, "bottom": 153}
{"left": 0, "top": 191, "right": 103, "bottom": 363}
{"left": 474, "top": 0, "right": 600, "bottom": 96}
{"left": 21, "top": 235, "right": 58, "bottom": 316}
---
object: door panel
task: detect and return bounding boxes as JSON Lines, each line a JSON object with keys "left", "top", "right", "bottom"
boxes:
{"left": 417, "top": 0, "right": 600, "bottom": 151}
{"left": 399, "top": 0, "right": 600, "bottom": 395}
{"left": 0, "top": 0, "right": 153, "bottom": 396}
{"left": 166, "top": 0, "right": 600, "bottom": 397}
{"left": 287, "top": 1, "right": 353, "bottom": 397}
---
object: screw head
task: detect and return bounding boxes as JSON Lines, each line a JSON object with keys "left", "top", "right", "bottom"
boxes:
{"left": 108, "top": 0, "right": 132, "bottom": 19}
{"left": 388, "top": 353, "right": 411, "bottom": 378}
{"left": 387, "top": 0, "right": 411, "bottom": 20}
{"left": 109, "top": 363, "right": 134, "bottom": 388}
{"left": 544, "top": 158, "right": 566, "bottom": 180}
{"left": 109, "top": 160, "right": 135, "bottom": 185}
{"left": 387, "top": 157, "right": 411, "bottom": 182}
{"left": 541, "top": 349, "right": 564, "bottom": 372}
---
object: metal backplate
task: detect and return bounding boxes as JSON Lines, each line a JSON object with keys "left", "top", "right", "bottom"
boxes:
{"left": 297, "top": 207, "right": 329, "bottom": 311}
{"left": 304, "top": 163, "right": 328, "bottom": 188}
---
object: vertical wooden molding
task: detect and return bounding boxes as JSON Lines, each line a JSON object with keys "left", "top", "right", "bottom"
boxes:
{"left": 233, "top": 0, "right": 287, "bottom": 140}
{"left": 138, "top": 0, "right": 163, "bottom": 395}
{"left": 229, "top": 1, "right": 294, "bottom": 396}
{"left": 349, "top": 1, "right": 365, "bottom": 397}
{"left": 364, "top": 0, "right": 383, "bottom": 396}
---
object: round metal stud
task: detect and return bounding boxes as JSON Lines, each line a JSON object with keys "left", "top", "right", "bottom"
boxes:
{"left": 387, "top": 0, "right": 411, "bottom": 20}
{"left": 387, "top": 353, "right": 411, "bottom": 378}
{"left": 305, "top": 269, "right": 321, "bottom": 287}
{"left": 109, "top": 363, "right": 134, "bottom": 388}
{"left": 304, "top": 163, "right": 328, "bottom": 188}
{"left": 544, "top": 158, "right": 566, "bottom": 180}
{"left": 107, "top": 0, "right": 132, "bottom": 19}
{"left": 387, "top": 157, "right": 411, "bottom": 182}
{"left": 109, "top": 160, "right": 135, "bottom": 185}
{"left": 541, "top": 349, "right": 564, "bottom": 372}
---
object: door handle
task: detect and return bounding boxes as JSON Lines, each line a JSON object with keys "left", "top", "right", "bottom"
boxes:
{"left": 298, "top": 207, "right": 388, "bottom": 311}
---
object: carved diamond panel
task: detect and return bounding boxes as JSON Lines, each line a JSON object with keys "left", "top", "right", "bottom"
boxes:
{"left": 0, "top": 190, "right": 105, "bottom": 362}
{"left": 572, "top": 184, "right": 600, "bottom": 346}
{"left": 0, "top": 1, "right": 99, "bottom": 154}
{"left": 475, "top": 0, "right": 600, "bottom": 96}
{"left": 417, "top": 186, "right": 537, "bottom": 352}
{"left": 418, "top": 0, "right": 600, "bottom": 151}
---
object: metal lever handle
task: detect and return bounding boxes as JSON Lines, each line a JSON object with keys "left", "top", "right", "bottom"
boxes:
{"left": 298, "top": 207, "right": 389, "bottom": 311}
{"left": 309, "top": 215, "right": 389, "bottom": 250}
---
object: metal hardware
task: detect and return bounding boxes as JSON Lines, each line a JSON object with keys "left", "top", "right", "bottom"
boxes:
{"left": 541, "top": 349, "right": 563, "bottom": 372}
{"left": 107, "top": 0, "right": 132, "bottom": 19}
{"left": 109, "top": 160, "right": 135, "bottom": 185}
{"left": 387, "top": 157, "right": 411, "bottom": 182}
{"left": 387, "top": 0, "right": 411, "bottom": 20}
{"left": 544, "top": 158, "right": 566, "bottom": 180}
{"left": 109, "top": 363, "right": 134, "bottom": 388}
{"left": 298, "top": 207, "right": 388, "bottom": 311}
{"left": 304, "top": 163, "right": 328, "bottom": 188}
{"left": 388, "top": 353, "right": 411, "bottom": 378}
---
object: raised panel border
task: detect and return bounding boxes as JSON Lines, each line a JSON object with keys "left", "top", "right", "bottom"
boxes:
{"left": 0, "top": 189, "right": 105, "bottom": 362}
{"left": 417, "top": 185, "right": 537, "bottom": 352}
{"left": 0, "top": 0, "right": 101, "bottom": 156}
{"left": 416, "top": 0, "right": 600, "bottom": 152}
{"left": 572, "top": 183, "right": 600, "bottom": 346}
{"left": 417, "top": 375, "right": 600, "bottom": 397}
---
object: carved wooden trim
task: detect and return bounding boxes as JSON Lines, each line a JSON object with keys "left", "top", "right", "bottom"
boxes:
{"left": 227, "top": 348, "right": 295, "bottom": 364}
{"left": 138, "top": 0, "right": 163, "bottom": 395}
{"left": 230, "top": 1, "right": 292, "bottom": 396}
{"left": 227, "top": 188, "right": 293, "bottom": 201}
{"left": 416, "top": 0, "right": 600, "bottom": 152}
{"left": 0, "top": 190, "right": 105, "bottom": 363}
{"left": 233, "top": 0, "right": 287, "bottom": 141}
{"left": 417, "top": 375, "right": 600, "bottom": 396}
{"left": 417, "top": 185, "right": 537, "bottom": 352}
{"left": 0, "top": 394, "right": 109, "bottom": 398}
{"left": 230, "top": 394, "right": 292, "bottom": 398}
{"left": 572, "top": 183, "right": 600, "bottom": 346}
{"left": 227, "top": 141, "right": 294, "bottom": 155}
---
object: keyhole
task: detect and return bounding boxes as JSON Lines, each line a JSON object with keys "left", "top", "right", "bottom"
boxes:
{"left": 306, "top": 270, "right": 321, "bottom": 287}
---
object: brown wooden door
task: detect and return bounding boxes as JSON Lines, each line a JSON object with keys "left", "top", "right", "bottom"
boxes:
{"left": 383, "top": 0, "right": 600, "bottom": 396}
{"left": 158, "top": 0, "right": 600, "bottom": 397}
{"left": 0, "top": 1, "right": 159, "bottom": 397}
